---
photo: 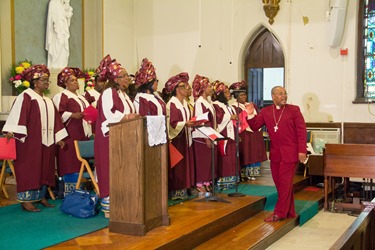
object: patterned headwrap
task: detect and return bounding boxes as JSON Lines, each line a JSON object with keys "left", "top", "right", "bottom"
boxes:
{"left": 21, "top": 64, "right": 50, "bottom": 83}
{"left": 135, "top": 58, "right": 156, "bottom": 86}
{"left": 164, "top": 72, "right": 189, "bottom": 94}
{"left": 192, "top": 74, "right": 210, "bottom": 99}
{"left": 212, "top": 80, "right": 227, "bottom": 96}
{"left": 95, "top": 54, "right": 112, "bottom": 82}
{"left": 97, "top": 54, "right": 125, "bottom": 82}
{"left": 229, "top": 81, "right": 247, "bottom": 91}
{"left": 57, "top": 67, "right": 85, "bottom": 88}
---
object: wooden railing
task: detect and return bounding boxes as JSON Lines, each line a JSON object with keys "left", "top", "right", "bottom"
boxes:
{"left": 329, "top": 200, "right": 375, "bottom": 250}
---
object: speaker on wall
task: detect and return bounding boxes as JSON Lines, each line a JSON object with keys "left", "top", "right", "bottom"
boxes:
{"left": 327, "top": 0, "right": 349, "bottom": 47}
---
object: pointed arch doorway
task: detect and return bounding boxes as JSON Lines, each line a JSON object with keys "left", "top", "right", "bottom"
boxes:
{"left": 243, "top": 26, "right": 285, "bottom": 108}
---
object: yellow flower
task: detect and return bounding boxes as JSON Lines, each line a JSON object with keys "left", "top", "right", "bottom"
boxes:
{"left": 21, "top": 62, "right": 31, "bottom": 69}
{"left": 15, "top": 66, "right": 25, "bottom": 74}
{"left": 23, "top": 80, "right": 30, "bottom": 88}
{"left": 88, "top": 71, "right": 95, "bottom": 77}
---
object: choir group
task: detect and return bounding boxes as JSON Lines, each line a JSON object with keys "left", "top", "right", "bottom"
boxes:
{"left": 3, "top": 54, "right": 267, "bottom": 214}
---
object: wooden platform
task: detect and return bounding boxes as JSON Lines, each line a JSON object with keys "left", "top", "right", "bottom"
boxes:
{"left": 0, "top": 165, "right": 324, "bottom": 249}
{"left": 44, "top": 174, "right": 324, "bottom": 250}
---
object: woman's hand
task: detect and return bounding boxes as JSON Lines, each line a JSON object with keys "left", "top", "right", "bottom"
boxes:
{"left": 71, "top": 112, "right": 83, "bottom": 119}
{"left": 185, "top": 120, "right": 195, "bottom": 127}
{"left": 230, "top": 114, "right": 238, "bottom": 120}
{"left": 245, "top": 103, "right": 255, "bottom": 115}
{"left": 57, "top": 140, "right": 65, "bottom": 149}
{"left": 5, "top": 132, "right": 13, "bottom": 141}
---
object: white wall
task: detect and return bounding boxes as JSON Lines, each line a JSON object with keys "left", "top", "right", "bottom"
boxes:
{"left": 112, "top": 0, "right": 370, "bottom": 123}
{"left": 2, "top": 0, "right": 374, "bottom": 123}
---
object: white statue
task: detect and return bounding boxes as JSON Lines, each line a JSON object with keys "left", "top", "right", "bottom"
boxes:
{"left": 45, "top": 0, "right": 73, "bottom": 69}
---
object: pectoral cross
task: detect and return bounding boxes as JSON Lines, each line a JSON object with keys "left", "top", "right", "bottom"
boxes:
{"left": 274, "top": 125, "right": 278, "bottom": 132}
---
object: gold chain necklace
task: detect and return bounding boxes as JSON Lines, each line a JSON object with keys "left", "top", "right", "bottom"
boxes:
{"left": 272, "top": 105, "right": 285, "bottom": 132}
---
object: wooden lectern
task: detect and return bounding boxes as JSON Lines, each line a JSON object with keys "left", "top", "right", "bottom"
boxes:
{"left": 108, "top": 117, "right": 170, "bottom": 236}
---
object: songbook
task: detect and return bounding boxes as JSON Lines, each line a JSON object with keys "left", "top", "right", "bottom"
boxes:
{"left": 190, "top": 112, "right": 209, "bottom": 124}
{"left": 197, "top": 126, "right": 224, "bottom": 141}
{"left": 83, "top": 105, "right": 98, "bottom": 124}
{"left": 0, "top": 138, "right": 16, "bottom": 160}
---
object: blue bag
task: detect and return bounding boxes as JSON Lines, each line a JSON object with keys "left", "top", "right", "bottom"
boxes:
{"left": 60, "top": 189, "right": 98, "bottom": 218}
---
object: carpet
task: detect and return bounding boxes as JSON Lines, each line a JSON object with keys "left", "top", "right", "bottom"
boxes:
{"left": 0, "top": 199, "right": 108, "bottom": 250}
{"left": 220, "top": 184, "right": 318, "bottom": 226}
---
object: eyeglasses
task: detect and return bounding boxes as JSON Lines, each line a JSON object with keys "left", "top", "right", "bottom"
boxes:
{"left": 117, "top": 74, "right": 129, "bottom": 79}
{"left": 38, "top": 78, "right": 51, "bottom": 84}
{"left": 274, "top": 92, "right": 287, "bottom": 96}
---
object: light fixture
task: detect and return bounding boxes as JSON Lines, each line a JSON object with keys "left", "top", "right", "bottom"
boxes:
{"left": 262, "top": 0, "right": 280, "bottom": 25}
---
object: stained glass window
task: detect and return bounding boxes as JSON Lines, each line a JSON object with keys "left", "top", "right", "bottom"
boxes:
{"left": 364, "top": 0, "right": 375, "bottom": 98}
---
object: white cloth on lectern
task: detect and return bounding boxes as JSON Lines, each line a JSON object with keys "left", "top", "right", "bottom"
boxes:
{"left": 146, "top": 115, "right": 167, "bottom": 146}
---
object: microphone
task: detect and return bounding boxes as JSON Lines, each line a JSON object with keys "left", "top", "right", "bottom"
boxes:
{"left": 229, "top": 89, "right": 246, "bottom": 94}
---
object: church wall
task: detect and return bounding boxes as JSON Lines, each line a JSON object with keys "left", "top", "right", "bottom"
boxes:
{"left": 1, "top": 0, "right": 374, "bottom": 123}
{"left": 124, "top": 0, "right": 369, "bottom": 123}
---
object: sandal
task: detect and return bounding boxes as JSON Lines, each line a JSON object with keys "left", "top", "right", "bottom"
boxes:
{"left": 264, "top": 214, "right": 283, "bottom": 222}
{"left": 21, "top": 202, "right": 41, "bottom": 212}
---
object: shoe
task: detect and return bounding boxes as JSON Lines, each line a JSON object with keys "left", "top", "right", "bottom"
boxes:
{"left": 250, "top": 177, "right": 256, "bottom": 181}
{"left": 264, "top": 214, "right": 283, "bottom": 222}
{"left": 21, "top": 202, "right": 41, "bottom": 212}
{"left": 38, "top": 198, "right": 56, "bottom": 208}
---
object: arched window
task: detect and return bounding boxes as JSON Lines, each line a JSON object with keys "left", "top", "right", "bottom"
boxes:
{"left": 356, "top": 0, "right": 375, "bottom": 102}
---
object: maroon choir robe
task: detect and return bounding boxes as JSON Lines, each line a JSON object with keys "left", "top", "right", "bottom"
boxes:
{"left": 3, "top": 88, "right": 68, "bottom": 192}
{"left": 247, "top": 104, "right": 307, "bottom": 219}
{"left": 192, "top": 96, "right": 217, "bottom": 183}
{"left": 213, "top": 101, "right": 237, "bottom": 177}
{"left": 167, "top": 96, "right": 195, "bottom": 192}
{"left": 134, "top": 92, "right": 166, "bottom": 116}
{"left": 95, "top": 88, "right": 135, "bottom": 198}
{"left": 232, "top": 102, "right": 267, "bottom": 165}
{"left": 53, "top": 89, "right": 92, "bottom": 176}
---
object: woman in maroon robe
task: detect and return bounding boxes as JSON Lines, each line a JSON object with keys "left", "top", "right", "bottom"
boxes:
{"left": 53, "top": 67, "right": 92, "bottom": 193}
{"left": 230, "top": 81, "right": 267, "bottom": 181}
{"left": 133, "top": 58, "right": 166, "bottom": 116}
{"left": 3, "top": 64, "right": 67, "bottom": 212}
{"left": 163, "top": 72, "right": 195, "bottom": 200}
{"left": 95, "top": 55, "right": 138, "bottom": 214}
{"left": 212, "top": 81, "right": 238, "bottom": 190}
{"left": 191, "top": 74, "right": 216, "bottom": 196}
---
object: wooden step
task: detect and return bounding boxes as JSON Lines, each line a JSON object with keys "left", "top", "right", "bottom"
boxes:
{"left": 194, "top": 211, "right": 298, "bottom": 250}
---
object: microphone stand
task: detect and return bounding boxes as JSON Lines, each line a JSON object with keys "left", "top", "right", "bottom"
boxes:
{"left": 228, "top": 100, "right": 245, "bottom": 197}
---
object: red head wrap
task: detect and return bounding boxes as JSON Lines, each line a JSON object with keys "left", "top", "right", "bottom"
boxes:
{"left": 229, "top": 81, "right": 247, "bottom": 91}
{"left": 135, "top": 58, "right": 156, "bottom": 86}
{"left": 164, "top": 72, "right": 189, "bottom": 94}
{"left": 95, "top": 54, "right": 112, "bottom": 82}
{"left": 57, "top": 67, "right": 85, "bottom": 88}
{"left": 192, "top": 74, "right": 210, "bottom": 99}
{"left": 97, "top": 54, "right": 125, "bottom": 82}
{"left": 212, "top": 80, "right": 227, "bottom": 96}
{"left": 21, "top": 64, "right": 50, "bottom": 83}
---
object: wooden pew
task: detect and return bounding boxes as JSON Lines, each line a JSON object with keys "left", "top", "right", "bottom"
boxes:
{"left": 324, "top": 144, "right": 375, "bottom": 211}
{"left": 329, "top": 200, "right": 375, "bottom": 250}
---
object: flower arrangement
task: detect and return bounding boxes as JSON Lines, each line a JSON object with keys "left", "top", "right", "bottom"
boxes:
{"left": 84, "top": 68, "right": 96, "bottom": 92}
{"left": 9, "top": 60, "right": 32, "bottom": 95}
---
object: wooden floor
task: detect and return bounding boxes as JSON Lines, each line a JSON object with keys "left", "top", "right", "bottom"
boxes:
{"left": 0, "top": 164, "right": 325, "bottom": 249}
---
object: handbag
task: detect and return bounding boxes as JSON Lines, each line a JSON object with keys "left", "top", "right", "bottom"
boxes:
{"left": 0, "top": 138, "right": 16, "bottom": 160}
{"left": 60, "top": 189, "right": 98, "bottom": 218}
